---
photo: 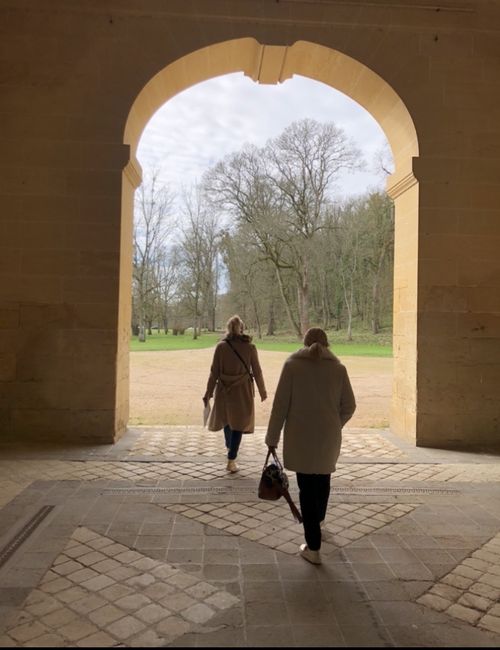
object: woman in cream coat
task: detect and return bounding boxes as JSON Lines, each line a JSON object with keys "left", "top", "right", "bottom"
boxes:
{"left": 266, "top": 327, "right": 356, "bottom": 564}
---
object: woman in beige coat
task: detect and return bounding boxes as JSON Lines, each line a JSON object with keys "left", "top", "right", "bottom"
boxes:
{"left": 265, "top": 327, "right": 356, "bottom": 564}
{"left": 203, "top": 315, "right": 267, "bottom": 473}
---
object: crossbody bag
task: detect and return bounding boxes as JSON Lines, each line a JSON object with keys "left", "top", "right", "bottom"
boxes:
{"left": 224, "top": 339, "right": 255, "bottom": 383}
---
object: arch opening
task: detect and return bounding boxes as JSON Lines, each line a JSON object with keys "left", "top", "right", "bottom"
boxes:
{"left": 118, "top": 38, "right": 420, "bottom": 444}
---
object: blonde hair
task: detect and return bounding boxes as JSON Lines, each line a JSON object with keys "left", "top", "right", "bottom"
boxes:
{"left": 303, "top": 327, "right": 329, "bottom": 359}
{"left": 226, "top": 315, "right": 245, "bottom": 338}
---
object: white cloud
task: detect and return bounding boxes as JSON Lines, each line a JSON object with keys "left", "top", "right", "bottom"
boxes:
{"left": 137, "top": 73, "right": 391, "bottom": 202}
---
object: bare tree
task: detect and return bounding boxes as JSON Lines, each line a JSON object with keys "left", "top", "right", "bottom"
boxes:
{"left": 179, "top": 186, "right": 221, "bottom": 339}
{"left": 206, "top": 120, "right": 363, "bottom": 337}
{"left": 264, "top": 118, "right": 363, "bottom": 334}
{"left": 133, "top": 171, "right": 175, "bottom": 342}
{"left": 204, "top": 146, "right": 303, "bottom": 337}
{"left": 333, "top": 200, "right": 361, "bottom": 341}
{"left": 358, "top": 192, "right": 394, "bottom": 333}
{"left": 156, "top": 245, "right": 180, "bottom": 333}
{"left": 372, "top": 141, "right": 395, "bottom": 178}
{"left": 220, "top": 228, "right": 278, "bottom": 339}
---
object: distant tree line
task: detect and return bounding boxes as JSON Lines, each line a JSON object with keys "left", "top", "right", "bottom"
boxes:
{"left": 132, "top": 119, "right": 394, "bottom": 341}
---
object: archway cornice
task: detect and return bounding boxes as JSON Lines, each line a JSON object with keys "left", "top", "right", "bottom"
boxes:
{"left": 124, "top": 37, "right": 419, "bottom": 179}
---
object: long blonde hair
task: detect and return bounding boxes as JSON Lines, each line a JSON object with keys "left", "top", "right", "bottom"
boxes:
{"left": 225, "top": 315, "right": 251, "bottom": 341}
{"left": 303, "top": 327, "right": 329, "bottom": 359}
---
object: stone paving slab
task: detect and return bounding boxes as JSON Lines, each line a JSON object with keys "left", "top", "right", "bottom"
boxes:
{"left": 2, "top": 459, "right": 500, "bottom": 501}
{"left": 128, "top": 428, "right": 408, "bottom": 460}
{"left": 161, "top": 501, "right": 419, "bottom": 552}
{"left": 0, "top": 527, "right": 240, "bottom": 647}
{"left": 1, "top": 427, "right": 500, "bottom": 647}
{"left": 417, "top": 532, "right": 500, "bottom": 635}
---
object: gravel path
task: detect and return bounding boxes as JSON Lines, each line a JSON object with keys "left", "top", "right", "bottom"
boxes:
{"left": 129, "top": 349, "right": 392, "bottom": 427}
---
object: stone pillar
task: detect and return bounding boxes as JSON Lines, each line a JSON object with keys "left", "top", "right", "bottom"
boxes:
{"left": 414, "top": 156, "right": 500, "bottom": 449}
{"left": 387, "top": 169, "right": 419, "bottom": 443}
{"left": 0, "top": 141, "right": 130, "bottom": 443}
{"left": 115, "top": 156, "right": 142, "bottom": 438}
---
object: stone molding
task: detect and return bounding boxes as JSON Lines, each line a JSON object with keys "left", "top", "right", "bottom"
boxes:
{"left": 123, "top": 155, "right": 142, "bottom": 189}
{"left": 386, "top": 167, "right": 419, "bottom": 199}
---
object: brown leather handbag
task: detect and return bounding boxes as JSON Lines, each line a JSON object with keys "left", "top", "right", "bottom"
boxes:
{"left": 258, "top": 449, "right": 303, "bottom": 523}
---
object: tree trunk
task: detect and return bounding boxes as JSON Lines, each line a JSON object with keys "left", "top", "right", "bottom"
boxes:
{"left": 297, "top": 264, "right": 310, "bottom": 336}
{"left": 252, "top": 298, "right": 262, "bottom": 339}
{"left": 163, "top": 292, "right": 169, "bottom": 333}
{"left": 371, "top": 244, "right": 387, "bottom": 334}
{"left": 341, "top": 272, "right": 354, "bottom": 341}
{"left": 321, "top": 274, "right": 330, "bottom": 330}
{"left": 193, "top": 295, "right": 199, "bottom": 339}
{"left": 275, "top": 267, "right": 302, "bottom": 338}
{"left": 300, "top": 283, "right": 309, "bottom": 334}
{"left": 212, "top": 255, "right": 218, "bottom": 332}
{"left": 334, "top": 299, "right": 342, "bottom": 331}
{"left": 347, "top": 279, "right": 354, "bottom": 341}
{"left": 138, "top": 305, "right": 146, "bottom": 342}
{"left": 147, "top": 319, "right": 153, "bottom": 336}
{"left": 266, "top": 300, "right": 276, "bottom": 336}
{"left": 372, "top": 274, "right": 380, "bottom": 334}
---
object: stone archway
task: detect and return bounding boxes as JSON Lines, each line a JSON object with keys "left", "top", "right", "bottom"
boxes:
{"left": 3, "top": 2, "right": 499, "bottom": 450}
{"left": 120, "top": 38, "right": 420, "bottom": 444}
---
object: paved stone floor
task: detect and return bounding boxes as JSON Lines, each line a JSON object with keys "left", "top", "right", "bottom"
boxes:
{"left": 0, "top": 426, "right": 499, "bottom": 647}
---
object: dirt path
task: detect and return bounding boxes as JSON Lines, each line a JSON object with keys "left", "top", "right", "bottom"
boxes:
{"left": 129, "top": 349, "right": 392, "bottom": 427}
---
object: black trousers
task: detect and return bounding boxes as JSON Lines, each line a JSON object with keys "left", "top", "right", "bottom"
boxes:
{"left": 296, "top": 473, "right": 331, "bottom": 551}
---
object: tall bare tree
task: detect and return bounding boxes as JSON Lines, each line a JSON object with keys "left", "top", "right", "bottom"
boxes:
{"left": 264, "top": 118, "right": 363, "bottom": 333}
{"left": 179, "top": 186, "right": 221, "bottom": 339}
{"left": 133, "top": 171, "right": 175, "bottom": 342}
{"left": 204, "top": 145, "right": 304, "bottom": 336}
{"left": 206, "top": 119, "right": 363, "bottom": 336}
{"left": 358, "top": 192, "right": 394, "bottom": 333}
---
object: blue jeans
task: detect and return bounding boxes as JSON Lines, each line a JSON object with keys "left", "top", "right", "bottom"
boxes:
{"left": 224, "top": 425, "right": 243, "bottom": 460}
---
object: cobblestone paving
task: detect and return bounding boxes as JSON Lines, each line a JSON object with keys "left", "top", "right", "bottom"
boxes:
{"left": 2, "top": 460, "right": 500, "bottom": 492}
{"left": 1, "top": 427, "right": 500, "bottom": 647}
{"left": 0, "top": 527, "right": 239, "bottom": 647}
{"left": 161, "top": 501, "right": 419, "bottom": 552}
{"left": 341, "top": 433, "right": 407, "bottom": 459}
{"left": 129, "top": 428, "right": 407, "bottom": 459}
{"left": 417, "top": 532, "right": 500, "bottom": 635}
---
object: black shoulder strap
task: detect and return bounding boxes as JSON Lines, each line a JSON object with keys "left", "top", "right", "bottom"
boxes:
{"left": 225, "top": 339, "right": 254, "bottom": 381}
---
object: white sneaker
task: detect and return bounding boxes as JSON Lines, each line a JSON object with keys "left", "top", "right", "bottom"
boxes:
{"left": 299, "top": 543, "right": 322, "bottom": 565}
{"left": 226, "top": 460, "right": 239, "bottom": 473}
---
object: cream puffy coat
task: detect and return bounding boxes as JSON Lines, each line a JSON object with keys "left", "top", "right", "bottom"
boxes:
{"left": 205, "top": 337, "right": 267, "bottom": 433}
{"left": 265, "top": 346, "right": 356, "bottom": 474}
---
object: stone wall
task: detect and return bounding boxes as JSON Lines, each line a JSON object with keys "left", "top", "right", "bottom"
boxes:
{"left": 0, "top": 0, "right": 499, "bottom": 448}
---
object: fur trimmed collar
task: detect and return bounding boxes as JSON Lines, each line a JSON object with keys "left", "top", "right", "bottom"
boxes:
{"left": 290, "top": 346, "right": 341, "bottom": 363}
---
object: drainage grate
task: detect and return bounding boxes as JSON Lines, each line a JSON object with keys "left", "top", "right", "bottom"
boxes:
{"left": 0, "top": 506, "right": 55, "bottom": 569}
{"left": 335, "top": 486, "right": 459, "bottom": 495}
{"left": 102, "top": 485, "right": 459, "bottom": 496}
{"left": 103, "top": 486, "right": 232, "bottom": 495}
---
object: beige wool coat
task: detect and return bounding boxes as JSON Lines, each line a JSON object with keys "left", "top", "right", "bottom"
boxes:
{"left": 205, "top": 337, "right": 267, "bottom": 433}
{"left": 265, "top": 347, "right": 356, "bottom": 474}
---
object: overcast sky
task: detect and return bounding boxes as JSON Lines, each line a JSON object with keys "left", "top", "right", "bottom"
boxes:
{"left": 137, "top": 72, "right": 391, "bottom": 203}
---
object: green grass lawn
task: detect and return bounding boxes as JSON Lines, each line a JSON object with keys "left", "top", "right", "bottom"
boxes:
{"left": 130, "top": 332, "right": 221, "bottom": 352}
{"left": 130, "top": 330, "right": 393, "bottom": 357}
